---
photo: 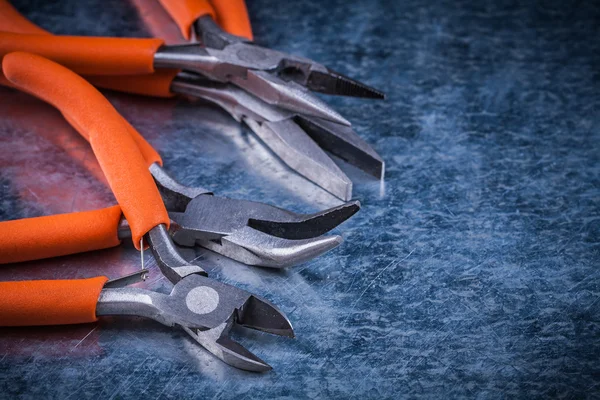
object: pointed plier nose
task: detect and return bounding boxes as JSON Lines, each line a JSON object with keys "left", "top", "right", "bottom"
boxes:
{"left": 154, "top": 15, "right": 385, "bottom": 125}
{"left": 170, "top": 195, "right": 360, "bottom": 268}
{"left": 172, "top": 73, "right": 385, "bottom": 200}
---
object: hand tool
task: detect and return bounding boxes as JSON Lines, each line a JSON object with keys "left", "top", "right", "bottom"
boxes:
{"left": 0, "top": 273, "right": 294, "bottom": 372}
{"left": 0, "top": 33, "right": 351, "bottom": 125}
{"left": 155, "top": 0, "right": 384, "bottom": 101}
{"left": 153, "top": 165, "right": 359, "bottom": 268}
{"left": 0, "top": 51, "right": 293, "bottom": 371}
{"left": 0, "top": 0, "right": 386, "bottom": 200}
{"left": 0, "top": 14, "right": 384, "bottom": 122}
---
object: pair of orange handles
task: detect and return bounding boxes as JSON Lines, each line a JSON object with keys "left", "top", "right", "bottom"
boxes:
{"left": 0, "top": 0, "right": 253, "bottom": 263}
{"left": 0, "top": 50, "right": 167, "bottom": 326}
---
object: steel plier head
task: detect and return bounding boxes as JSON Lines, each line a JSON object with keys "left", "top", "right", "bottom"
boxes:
{"left": 148, "top": 164, "right": 360, "bottom": 269}
{"left": 0, "top": 20, "right": 386, "bottom": 200}
{"left": 193, "top": 15, "right": 385, "bottom": 99}
{"left": 172, "top": 73, "right": 385, "bottom": 200}
{"left": 155, "top": 16, "right": 384, "bottom": 126}
{"left": 98, "top": 272, "right": 293, "bottom": 372}
{"left": 170, "top": 193, "right": 360, "bottom": 268}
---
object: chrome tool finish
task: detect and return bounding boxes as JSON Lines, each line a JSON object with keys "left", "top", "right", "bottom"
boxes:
{"left": 149, "top": 163, "right": 211, "bottom": 212}
{"left": 245, "top": 118, "right": 353, "bottom": 200}
{"left": 146, "top": 224, "right": 206, "bottom": 282}
{"left": 154, "top": 14, "right": 386, "bottom": 200}
{"left": 192, "top": 15, "right": 384, "bottom": 100}
{"left": 97, "top": 273, "right": 294, "bottom": 372}
{"left": 154, "top": 43, "right": 350, "bottom": 126}
{"left": 169, "top": 195, "right": 360, "bottom": 268}
{"left": 148, "top": 164, "right": 359, "bottom": 267}
{"left": 171, "top": 73, "right": 384, "bottom": 199}
{"left": 154, "top": 15, "right": 385, "bottom": 126}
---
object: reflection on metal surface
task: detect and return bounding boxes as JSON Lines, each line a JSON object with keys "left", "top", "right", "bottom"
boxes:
{"left": 104, "top": 268, "right": 149, "bottom": 288}
{"left": 169, "top": 194, "right": 358, "bottom": 268}
{"left": 147, "top": 223, "right": 207, "bottom": 282}
{"left": 171, "top": 70, "right": 383, "bottom": 200}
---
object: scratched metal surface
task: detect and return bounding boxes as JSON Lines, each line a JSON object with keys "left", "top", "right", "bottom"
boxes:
{"left": 0, "top": 0, "right": 599, "bottom": 398}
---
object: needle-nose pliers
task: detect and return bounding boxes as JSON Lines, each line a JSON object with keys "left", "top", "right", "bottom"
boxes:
{"left": 0, "top": 0, "right": 386, "bottom": 201}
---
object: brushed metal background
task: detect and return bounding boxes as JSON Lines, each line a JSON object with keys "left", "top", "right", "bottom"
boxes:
{"left": 1, "top": 0, "right": 599, "bottom": 398}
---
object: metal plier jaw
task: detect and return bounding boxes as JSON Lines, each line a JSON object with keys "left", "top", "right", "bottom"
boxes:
{"left": 153, "top": 16, "right": 384, "bottom": 127}
{"left": 191, "top": 16, "right": 385, "bottom": 101}
{"left": 114, "top": 218, "right": 293, "bottom": 371}
{"left": 171, "top": 73, "right": 384, "bottom": 200}
{"left": 97, "top": 272, "right": 293, "bottom": 372}
{"left": 148, "top": 164, "right": 360, "bottom": 268}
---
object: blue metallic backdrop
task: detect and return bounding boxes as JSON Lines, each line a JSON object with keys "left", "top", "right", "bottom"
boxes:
{"left": 0, "top": 0, "right": 598, "bottom": 398}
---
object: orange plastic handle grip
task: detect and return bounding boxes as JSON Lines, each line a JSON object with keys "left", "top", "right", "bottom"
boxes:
{"left": 158, "top": 0, "right": 216, "bottom": 40}
{"left": 211, "top": 0, "right": 253, "bottom": 40}
{"left": 0, "top": 276, "right": 107, "bottom": 326}
{"left": 60, "top": 112, "right": 163, "bottom": 169}
{"left": 0, "top": 32, "right": 164, "bottom": 76}
{"left": 0, "top": 73, "right": 164, "bottom": 181}
{"left": 0, "top": 1, "right": 176, "bottom": 98}
{"left": 2, "top": 52, "right": 169, "bottom": 249}
{"left": 0, "top": 206, "right": 122, "bottom": 264}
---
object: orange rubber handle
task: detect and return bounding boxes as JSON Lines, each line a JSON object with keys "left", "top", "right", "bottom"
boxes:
{"left": 211, "top": 0, "right": 253, "bottom": 40}
{"left": 0, "top": 206, "right": 122, "bottom": 264}
{"left": 61, "top": 112, "right": 163, "bottom": 169}
{"left": 2, "top": 52, "right": 169, "bottom": 249}
{"left": 0, "top": 2, "right": 177, "bottom": 98}
{"left": 158, "top": 0, "right": 216, "bottom": 40}
{"left": 86, "top": 70, "right": 179, "bottom": 98}
{"left": 0, "top": 276, "right": 107, "bottom": 326}
{"left": 0, "top": 32, "right": 164, "bottom": 76}
{"left": 0, "top": 0, "right": 47, "bottom": 34}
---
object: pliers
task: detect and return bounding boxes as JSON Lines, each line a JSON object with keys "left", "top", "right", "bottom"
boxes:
{"left": 0, "top": 0, "right": 386, "bottom": 201}
{"left": 0, "top": 51, "right": 350, "bottom": 371}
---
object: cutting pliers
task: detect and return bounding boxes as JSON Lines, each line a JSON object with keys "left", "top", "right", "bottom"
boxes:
{"left": 0, "top": 51, "right": 354, "bottom": 371}
{"left": 0, "top": 0, "right": 386, "bottom": 201}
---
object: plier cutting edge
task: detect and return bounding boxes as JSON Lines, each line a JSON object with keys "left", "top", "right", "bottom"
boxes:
{"left": 0, "top": 0, "right": 386, "bottom": 201}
